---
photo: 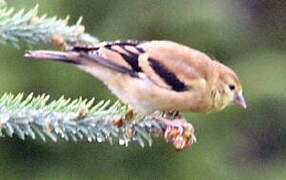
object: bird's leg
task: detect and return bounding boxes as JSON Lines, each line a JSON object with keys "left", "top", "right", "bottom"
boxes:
{"left": 161, "top": 111, "right": 189, "bottom": 136}
{"left": 173, "top": 111, "right": 182, "bottom": 119}
{"left": 162, "top": 110, "right": 182, "bottom": 119}
{"left": 152, "top": 112, "right": 196, "bottom": 150}
{"left": 155, "top": 115, "right": 194, "bottom": 138}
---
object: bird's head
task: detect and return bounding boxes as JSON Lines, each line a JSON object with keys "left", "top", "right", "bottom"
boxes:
{"left": 213, "top": 62, "right": 247, "bottom": 110}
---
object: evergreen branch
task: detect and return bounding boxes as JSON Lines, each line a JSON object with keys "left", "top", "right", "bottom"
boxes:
{"left": 0, "top": 3, "right": 98, "bottom": 47}
{"left": 0, "top": 93, "right": 163, "bottom": 147}
{"left": 0, "top": 2, "right": 196, "bottom": 149}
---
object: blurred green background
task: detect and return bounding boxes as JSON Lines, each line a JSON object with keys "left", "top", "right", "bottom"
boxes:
{"left": 1, "top": 0, "right": 286, "bottom": 179}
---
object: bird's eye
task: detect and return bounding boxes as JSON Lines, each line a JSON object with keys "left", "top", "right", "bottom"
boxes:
{"left": 228, "top": 84, "right": 235, "bottom": 91}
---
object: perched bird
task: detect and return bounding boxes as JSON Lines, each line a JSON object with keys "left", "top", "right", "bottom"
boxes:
{"left": 24, "top": 40, "right": 246, "bottom": 113}
{"left": 25, "top": 40, "right": 247, "bottom": 149}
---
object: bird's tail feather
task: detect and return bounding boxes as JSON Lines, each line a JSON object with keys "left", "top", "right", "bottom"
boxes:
{"left": 24, "top": 50, "right": 139, "bottom": 77}
{"left": 24, "top": 50, "right": 81, "bottom": 64}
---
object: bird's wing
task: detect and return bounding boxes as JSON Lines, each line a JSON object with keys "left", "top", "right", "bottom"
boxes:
{"left": 71, "top": 40, "right": 210, "bottom": 92}
{"left": 71, "top": 40, "right": 146, "bottom": 78}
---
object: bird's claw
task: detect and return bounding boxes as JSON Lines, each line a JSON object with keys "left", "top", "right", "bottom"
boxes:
{"left": 153, "top": 115, "right": 196, "bottom": 150}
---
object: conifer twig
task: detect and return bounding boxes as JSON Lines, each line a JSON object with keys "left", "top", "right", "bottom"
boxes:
{"left": 0, "top": 93, "right": 197, "bottom": 149}
{"left": 0, "top": 3, "right": 98, "bottom": 47}
{"left": 0, "top": 93, "right": 163, "bottom": 147}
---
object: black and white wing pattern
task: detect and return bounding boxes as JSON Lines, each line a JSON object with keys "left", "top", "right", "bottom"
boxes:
{"left": 70, "top": 40, "right": 202, "bottom": 92}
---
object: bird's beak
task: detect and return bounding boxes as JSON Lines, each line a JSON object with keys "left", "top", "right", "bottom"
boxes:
{"left": 233, "top": 91, "right": 247, "bottom": 109}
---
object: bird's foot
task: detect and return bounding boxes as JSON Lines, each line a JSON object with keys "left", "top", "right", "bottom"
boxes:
{"left": 153, "top": 114, "right": 196, "bottom": 150}
{"left": 162, "top": 110, "right": 182, "bottom": 119}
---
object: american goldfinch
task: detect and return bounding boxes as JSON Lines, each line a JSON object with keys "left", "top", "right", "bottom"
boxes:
{"left": 24, "top": 40, "right": 246, "bottom": 113}
{"left": 25, "top": 40, "right": 246, "bottom": 149}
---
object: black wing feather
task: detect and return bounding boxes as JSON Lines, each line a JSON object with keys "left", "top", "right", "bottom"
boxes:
{"left": 79, "top": 52, "right": 139, "bottom": 78}
{"left": 72, "top": 40, "right": 188, "bottom": 92}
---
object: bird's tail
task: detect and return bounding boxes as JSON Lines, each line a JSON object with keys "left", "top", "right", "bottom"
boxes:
{"left": 24, "top": 50, "right": 139, "bottom": 77}
{"left": 24, "top": 50, "right": 81, "bottom": 64}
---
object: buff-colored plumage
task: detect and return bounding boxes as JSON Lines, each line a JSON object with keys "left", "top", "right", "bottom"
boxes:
{"left": 24, "top": 40, "right": 246, "bottom": 113}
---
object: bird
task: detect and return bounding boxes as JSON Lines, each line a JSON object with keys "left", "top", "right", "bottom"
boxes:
{"left": 24, "top": 40, "right": 246, "bottom": 112}
{"left": 24, "top": 40, "right": 246, "bottom": 148}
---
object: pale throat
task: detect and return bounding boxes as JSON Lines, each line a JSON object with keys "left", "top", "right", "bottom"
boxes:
{"left": 210, "top": 89, "right": 227, "bottom": 111}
